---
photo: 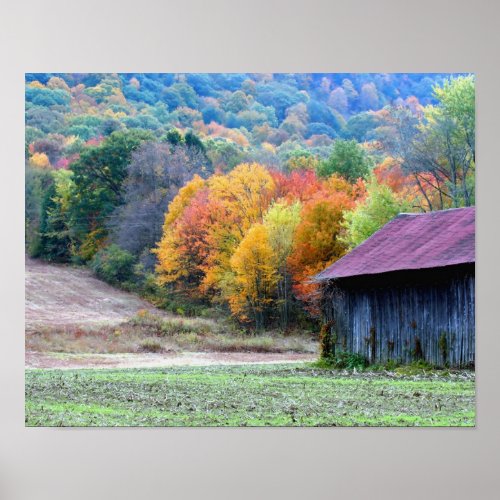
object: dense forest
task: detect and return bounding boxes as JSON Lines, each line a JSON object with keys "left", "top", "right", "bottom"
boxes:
{"left": 25, "top": 73, "right": 475, "bottom": 330}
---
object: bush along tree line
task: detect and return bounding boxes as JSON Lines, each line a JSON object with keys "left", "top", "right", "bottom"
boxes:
{"left": 25, "top": 74, "right": 475, "bottom": 331}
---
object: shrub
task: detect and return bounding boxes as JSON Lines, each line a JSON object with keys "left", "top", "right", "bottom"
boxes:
{"left": 368, "top": 359, "right": 402, "bottom": 372}
{"left": 318, "top": 351, "right": 368, "bottom": 370}
{"left": 128, "top": 311, "right": 166, "bottom": 334}
{"left": 91, "top": 244, "right": 137, "bottom": 286}
{"left": 138, "top": 338, "right": 162, "bottom": 353}
{"left": 138, "top": 270, "right": 161, "bottom": 296}
{"left": 128, "top": 311, "right": 217, "bottom": 337}
{"left": 161, "top": 299, "right": 214, "bottom": 318}
{"left": 176, "top": 332, "right": 201, "bottom": 347}
{"left": 384, "top": 359, "right": 401, "bottom": 371}
{"left": 335, "top": 352, "right": 367, "bottom": 370}
{"left": 203, "top": 335, "right": 279, "bottom": 353}
{"left": 243, "top": 337, "right": 275, "bottom": 352}
{"left": 394, "top": 360, "right": 437, "bottom": 376}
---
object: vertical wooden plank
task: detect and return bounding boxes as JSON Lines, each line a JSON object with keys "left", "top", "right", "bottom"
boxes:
{"left": 327, "top": 266, "right": 475, "bottom": 368}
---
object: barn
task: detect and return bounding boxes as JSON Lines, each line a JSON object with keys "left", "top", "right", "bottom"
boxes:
{"left": 315, "top": 207, "right": 475, "bottom": 368}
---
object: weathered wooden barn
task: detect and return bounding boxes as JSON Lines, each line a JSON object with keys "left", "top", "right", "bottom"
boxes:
{"left": 315, "top": 207, "right": 475, "bottom": 367}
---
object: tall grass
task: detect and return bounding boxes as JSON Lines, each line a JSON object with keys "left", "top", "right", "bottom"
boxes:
{"left": 26, "top": 311, "right": 317, "bottom": 355}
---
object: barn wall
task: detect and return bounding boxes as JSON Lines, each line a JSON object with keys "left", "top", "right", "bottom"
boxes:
{"left": 323, "top": 267, "right": 475, "bottom": 367}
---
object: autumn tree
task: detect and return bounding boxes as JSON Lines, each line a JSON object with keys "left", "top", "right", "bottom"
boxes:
{"left": 423, "top": 75, "right": 475, "bottom": 206}
{"left": 154, "top": 175, "right": 208, "bottom": 295}
{"left": 380, "top": 75, "right": 475, "bottom": 209}
{"left": 360, "top": 82, "right": 380, "bottom": 110}
{"left": 204, "top": 138, "right": 248, "bottom": 172}
{"left": 229, "top": 223, "right": 277, "bottom": 330}
{"left": 33, "top": 170, "right": 74, "bottom": 262}
{"left": 263, "top": 201, "right": 301, "bottom": 329}
{"left": 328, "top": 87, "right": 348, "bottom": 115}
{"left": 342, "top": 79, "right": 359, "bottom": 108}
{"left": 373, "top": 157, "right": 439, "bottom": 211}
{"left": 29, "top": 152, "right": 51, "bottom": 169}
{"left": 373, "top": 157, "right": 410, "bottom": 194}
{"left": 32, "top": 135, "right": 64, "bottom": 164}
{"left": 270, "top": 169, "right": 323, "bottom": 204}
{"left": 288, "top": 176, "right": 365, "bottom": 314}
{"left": 25, "top": 161, "right": 54, "bottom": 256}
{"left": 202, "top": 163, "right": 276, "bottom": 298}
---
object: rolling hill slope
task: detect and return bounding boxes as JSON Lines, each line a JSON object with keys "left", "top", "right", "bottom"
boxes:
{"left": 25, "top": 257, "right": 162, "bottom": 330}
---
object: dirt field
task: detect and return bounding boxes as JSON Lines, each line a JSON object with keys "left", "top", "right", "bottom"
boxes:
{"left": 25, "top": 257, "right": 164, "bottom": 330}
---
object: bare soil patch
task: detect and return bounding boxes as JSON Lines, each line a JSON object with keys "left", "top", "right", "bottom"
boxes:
{"left": 25, "top": 350, "right": 317, "bottom": 370}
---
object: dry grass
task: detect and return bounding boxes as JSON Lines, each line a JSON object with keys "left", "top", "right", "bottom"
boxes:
{"left": 25, "top": 258, "right": 318, "bottom": 358}
{"left": 26, "top": 311, "right": 317, "bottom": 355}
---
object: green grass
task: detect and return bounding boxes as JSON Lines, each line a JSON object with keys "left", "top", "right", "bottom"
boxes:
{"left": 25, "top": 364, "right": 475, "bottom": 427}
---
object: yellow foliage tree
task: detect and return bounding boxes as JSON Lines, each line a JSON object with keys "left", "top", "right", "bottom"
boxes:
{"left": 229, "top": 223, "right": 277, "bottom": 329}
{"left": 263, "top": 201, "right": 301, "bottom": 329}
{"left": 208, "top": 163, "right": 275, "bottom": 235}
{"left": 29, "top": 152, "right": 50, "bottom": 169}
{"left": 202, "top": 163, "right": 276, "bottom": 295}
{"left": 28, "top": 80, "right": 45, "bottom": 89}
{"left": 164, "top": 174, "right": 206, "bottom": 228}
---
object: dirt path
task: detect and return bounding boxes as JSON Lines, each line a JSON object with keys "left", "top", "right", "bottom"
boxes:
{"left": 25, "top": 257, "right": 167, "bottom": 330}
{"left": 25, "top": 351, "right": 317, "bottom": 370}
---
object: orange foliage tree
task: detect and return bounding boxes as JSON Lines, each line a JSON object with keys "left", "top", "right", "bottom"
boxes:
{"left": 270, "top": 169, "right": 324, "bottom": 203}
{"left": 154, "top": 175, "right": 207, "bottom": 292}
{"left": 287, "top": 175, "right": 366, "bottom": 315}
{"left": 373, "top": 156, "right": 443, "bottom": 212}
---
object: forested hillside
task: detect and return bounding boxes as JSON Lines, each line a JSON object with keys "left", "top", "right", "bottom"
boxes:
{"left": 25, "top": 73, "right": 475, "bottom": 330}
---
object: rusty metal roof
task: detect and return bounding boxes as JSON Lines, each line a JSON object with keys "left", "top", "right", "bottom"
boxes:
{"left": 315, "top": 207, "right": 475, "bottom": 281}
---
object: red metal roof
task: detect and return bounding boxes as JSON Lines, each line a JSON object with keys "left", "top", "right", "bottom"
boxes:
{"left": 315, "top": 207, "right": 475, "bottom": 281}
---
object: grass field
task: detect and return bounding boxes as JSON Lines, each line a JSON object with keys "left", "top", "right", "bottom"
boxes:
{"left": 25, "top": 364, "right": 475, "bottom": 427}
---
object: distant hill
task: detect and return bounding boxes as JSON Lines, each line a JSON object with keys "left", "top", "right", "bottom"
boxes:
{"left": 25, "top": 72, "right": 461, "bottom": 170}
